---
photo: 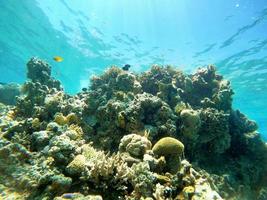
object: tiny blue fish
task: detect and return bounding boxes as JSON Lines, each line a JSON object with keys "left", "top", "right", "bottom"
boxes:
{"left": 62, "top": 193, "right": 75, "bottom": 199}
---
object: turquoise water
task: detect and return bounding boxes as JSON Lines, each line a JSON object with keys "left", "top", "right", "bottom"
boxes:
{"left": 0, "top": 0, "right": 267, "bottom": 140}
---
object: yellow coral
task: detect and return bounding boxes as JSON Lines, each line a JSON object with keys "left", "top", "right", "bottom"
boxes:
{"left": 144, "top": 129, "right": 150, "bottom": 138}
{"left": 54, "top": 113, "right": 67, "bottom": 125}
{"left": 174, "top": 102, "right": 187, "bottom": 114}
{"left": 6, "top": 110, "right": 16, "bottom": 120}
{"left": 66, "top": 113, "right": 79, "bottom": 125}
{"left": 155, "top": 174, "right": 171, "bottom": 184}
{"left": 32, "top": 118, "right": 40, "bottom": 129}
{"left": 66, "top": 155, "right": 86, "bottom": 175}
{"left": 82, "top": 144, "right": 98, "bottom": 159}
{"left": 183, "top": 186, "right": 195, "bottom": 194}
{"left": 69, "top": 124, "right": 83, "bottom": 139}
{"left": 177, "top": 186, "right": 195, "bottom": 199}
{"left": 117, "top": 112, "right": 126, "bottom": 128}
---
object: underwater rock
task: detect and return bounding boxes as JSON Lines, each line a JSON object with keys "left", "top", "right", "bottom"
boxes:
{"left": 230, "top": 109, "right": 258, "bottom": 134}
{"left": 257, "top": 187, "right": 267, "bottom": 200}
{"left": 140, "top": 65, "right": 178, "bottom": 95}
{"left": 130, "top": 162, "right": 156, "bottom": 198}
{"left": 174, "top": 101, "right": 187, "bottom": 114}
{"left": 46, "top": 134, "right": 77, "bottom": 164}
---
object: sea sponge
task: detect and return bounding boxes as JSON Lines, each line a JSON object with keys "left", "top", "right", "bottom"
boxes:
{"left": 152, "top": 137, "right": 184, "bottom": 174}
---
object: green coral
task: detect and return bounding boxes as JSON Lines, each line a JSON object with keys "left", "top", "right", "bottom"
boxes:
{"left": 152, "top": 137, "right": 184, "bottom": 174}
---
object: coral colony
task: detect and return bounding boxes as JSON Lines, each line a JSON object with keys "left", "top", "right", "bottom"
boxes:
{"left": 0, "top": 57, "right": 266, "bottom": 200}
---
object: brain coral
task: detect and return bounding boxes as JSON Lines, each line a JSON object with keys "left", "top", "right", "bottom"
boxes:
{"left": 152, "top": 137, "right": 184, "bottom": 174}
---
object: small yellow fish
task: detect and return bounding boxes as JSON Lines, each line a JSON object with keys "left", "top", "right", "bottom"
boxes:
{"left": 53, "top": 56, "right": 63, "bottom": 62}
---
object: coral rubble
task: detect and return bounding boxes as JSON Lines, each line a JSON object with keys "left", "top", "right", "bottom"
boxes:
{"left": 0, "top": 58, "right": 266, "bottom": 200}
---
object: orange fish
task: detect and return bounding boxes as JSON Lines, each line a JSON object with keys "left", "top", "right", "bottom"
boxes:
{"left": 53, "top": 56, "right": 63, "bottom": 62}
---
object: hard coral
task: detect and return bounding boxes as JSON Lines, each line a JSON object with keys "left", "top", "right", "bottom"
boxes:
{"left": 119, "top": 133, "right": 152, "bottom": 158}
{"left": 152, "top": 137, "right": 184, "bottom": 174}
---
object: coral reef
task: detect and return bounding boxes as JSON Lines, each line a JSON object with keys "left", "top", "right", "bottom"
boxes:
{"left": 0, "top": 57, "right": 266, "bottom": 200}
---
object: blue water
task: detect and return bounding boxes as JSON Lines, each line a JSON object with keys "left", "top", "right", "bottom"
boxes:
{"left": 0, "top": 0, "right": 267, "bottom": 140}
